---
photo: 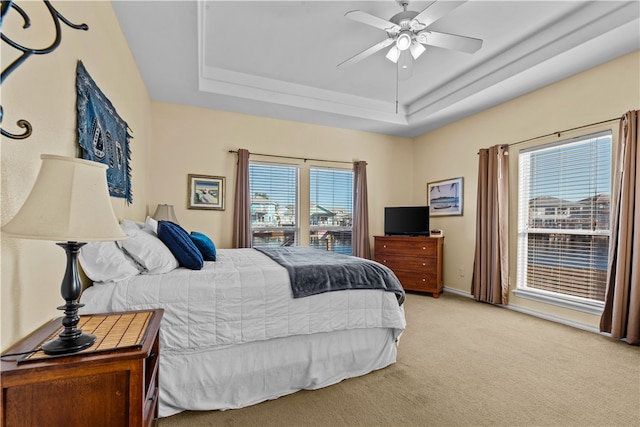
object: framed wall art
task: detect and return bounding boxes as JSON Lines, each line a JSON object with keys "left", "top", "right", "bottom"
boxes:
{"left": 427, "top": 177, "right": 463, "bottom": 216}
{"left": 188, "top": 174, "right": 225, "bottom": 210}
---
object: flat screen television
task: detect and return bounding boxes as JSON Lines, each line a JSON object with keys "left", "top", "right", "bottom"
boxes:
{"left": 384, "top": 206, "right": 430, "bottom": 236}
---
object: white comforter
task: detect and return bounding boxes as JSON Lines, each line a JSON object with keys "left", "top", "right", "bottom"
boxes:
{"left": 80, "top": 248, "right": 406, "bottom": 352}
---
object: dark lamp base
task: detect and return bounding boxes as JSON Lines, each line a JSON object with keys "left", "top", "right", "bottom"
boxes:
{"left": 42, "top": 333, "right": 96, "bottom": 355}
{"left": 44, "top": 241, "right": 95, "bottom": 356}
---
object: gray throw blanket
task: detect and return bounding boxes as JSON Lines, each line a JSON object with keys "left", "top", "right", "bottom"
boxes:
{"left": 255, "top": 247, "right": 405, "bottom": 305}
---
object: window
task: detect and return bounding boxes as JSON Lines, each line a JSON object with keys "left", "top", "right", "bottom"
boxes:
{"left": 516, "top": 131, "right": 611, "bottom": 311}
{"left": 309, "top": 167, "right": 353, "bottom": 254}
{"left": 249, "top": 163, "right": 298, "bottom": 247}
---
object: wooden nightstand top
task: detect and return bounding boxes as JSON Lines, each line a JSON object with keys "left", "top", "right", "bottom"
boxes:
{"left": 1, "top": 309, "right": 163, "bottom": 372}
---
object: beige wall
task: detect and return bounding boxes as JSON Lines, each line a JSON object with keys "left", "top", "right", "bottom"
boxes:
{"left": 149, "top": 103, "right": 414, "bottom": 249}
{"left": 412, "top": 50, "right": 640, "bottom": 328}
{"left": 1, "top": 1, "right": 151, "bottom": 349}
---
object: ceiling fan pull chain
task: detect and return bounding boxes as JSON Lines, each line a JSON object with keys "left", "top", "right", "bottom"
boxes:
{"left": 395, "top": 59, "right": 399, "bottom": 114}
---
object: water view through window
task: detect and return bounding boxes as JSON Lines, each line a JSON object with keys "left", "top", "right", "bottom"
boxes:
{"left": 249, "top": 164, "right": 354, "bottom": 254}
{"left": 309, "top": 168, "right": 353, "bottom": 255}
{"left": 518, "top": 131, "right": 611, "bottom": 302}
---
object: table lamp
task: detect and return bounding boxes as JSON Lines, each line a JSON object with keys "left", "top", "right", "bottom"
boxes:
{"left": 2, "top": 155, "right": 126, "bottom": 355}
{"left": 152, "top": 204, "right": 179, "bottom": 224}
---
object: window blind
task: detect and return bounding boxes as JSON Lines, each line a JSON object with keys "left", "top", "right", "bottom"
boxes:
{"left": 517, "top": 131, "right": 612, "bottom": 302}
{"left": 249, "top": 163, "right": 298, "bottom": 247}
{"left": 309, "top": 167, "right": 353, "bottom": 254}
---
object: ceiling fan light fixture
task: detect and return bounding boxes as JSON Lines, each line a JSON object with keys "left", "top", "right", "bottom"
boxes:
{"left": 386, "top": 45, "right": 400, "bottom": 63}
{"left": 396, "top": 32, "right": 412, "bottom": 51}
{"left": 409, "top": 42, "right": 426, "bottom": 59}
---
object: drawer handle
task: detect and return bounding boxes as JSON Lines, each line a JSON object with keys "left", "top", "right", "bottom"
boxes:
{"left": 383, "top": 245, "right": 387, "bottom": 248}
{"left": 422, "top": 247, "right": 426, "bottom": 250}
{"left": 422, "top": 278, "right": 426, "bottom": 282}
{"left": 383, "top": 259, "right": 387, "bottom": 263}
{"left": 422, "top": 263, "right": 426, "bottom": 266}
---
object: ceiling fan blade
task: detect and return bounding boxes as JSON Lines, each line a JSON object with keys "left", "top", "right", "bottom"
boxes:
{"left": 422, "top": 31, "right": 483, "bottom": 54}
{"left": 345, "top": 10, "right": 401, "bottom": 34}
{"left": 337, "top": 38, "right": 395, "bottom": 69}
{"left": 411, "top": 0, "right": 467, "bottom": 31}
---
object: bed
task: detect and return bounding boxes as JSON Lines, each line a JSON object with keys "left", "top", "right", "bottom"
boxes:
{"left": 78, "top": 220, "right": 406, "bottom": 417}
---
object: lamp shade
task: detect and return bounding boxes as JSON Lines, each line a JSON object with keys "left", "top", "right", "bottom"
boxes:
{"left": 2, "top": 155, "right": 126, "bottom": 242}
{"left": 152, "top": 204, "right": 179, "bottom": 224}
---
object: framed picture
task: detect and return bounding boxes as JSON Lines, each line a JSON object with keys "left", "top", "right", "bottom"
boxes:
{"left": 188, "top": 174, "right": 225, "bottom": 210}
{"left": 427, "top": 177, "right": 463, "bottom": 216}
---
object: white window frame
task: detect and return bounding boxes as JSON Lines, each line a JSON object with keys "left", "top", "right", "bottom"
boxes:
{"left": 514, "top": 130, "right": 612, "bottom": 315}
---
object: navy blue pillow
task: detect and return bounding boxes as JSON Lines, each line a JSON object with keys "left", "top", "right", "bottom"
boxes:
{"left": 190, "top": 231, "right": 217, "bottom": 261}
{"left": 157, "top": 221, "right": 203, "bottom": 270}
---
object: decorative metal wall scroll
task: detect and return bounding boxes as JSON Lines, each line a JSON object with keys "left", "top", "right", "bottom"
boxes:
{"left": 0, "top": 0, "right": 88, "bottom": 140}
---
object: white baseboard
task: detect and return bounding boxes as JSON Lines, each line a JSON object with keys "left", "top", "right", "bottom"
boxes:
{"left": 443, "top": 287, "right": 474, "bottom": 299}
{"left": 442, "top": 287, "right": 605, "bottom": 335}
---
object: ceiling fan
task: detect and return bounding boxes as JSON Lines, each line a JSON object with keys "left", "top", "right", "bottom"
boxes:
{"left": 337, "top": 0, "right": 483, "bottom": 77}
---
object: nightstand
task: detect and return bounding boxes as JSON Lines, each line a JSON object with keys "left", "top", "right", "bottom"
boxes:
{"left": 1, "top": 309, "right": 163, "bottom": 427}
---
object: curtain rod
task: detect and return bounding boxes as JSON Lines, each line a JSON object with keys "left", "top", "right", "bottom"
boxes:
{"left": 228, "top": 150, "right": 355, "bottom": 165}
{"left": 477, "top": 116, "right": 622, "bottom": 154}
{"left": 509, "top": 116, "right": 621, "bottom": 147}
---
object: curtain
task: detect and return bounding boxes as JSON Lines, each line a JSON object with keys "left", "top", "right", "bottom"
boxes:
{"left": 352, "top": 161, "right": 371, "bottom": 259}
{"left": 232, "top": 149, "right": 252, "bottom": 248}
{"left": 600, "top": 110, "right": 639, "bottom": 345}
{"left": 471, "top": 145, "right": 509, "bottom": 304}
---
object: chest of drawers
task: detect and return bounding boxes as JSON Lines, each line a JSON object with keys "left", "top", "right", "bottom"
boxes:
{"left": 375, "top": 235, "right": 444, "bottom": 297}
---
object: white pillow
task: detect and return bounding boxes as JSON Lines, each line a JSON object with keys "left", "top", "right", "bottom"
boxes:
{"left": 79, "top": 241, "right": 141, "bottom": 283}
{"left": 121, "top": 219, "right": 143, "bottom": 231}
{"left": 144, "top": 216, "right": 158, "bottom": 235}
{"left": 117, "top": 227, "right": 179, "bottom": 274}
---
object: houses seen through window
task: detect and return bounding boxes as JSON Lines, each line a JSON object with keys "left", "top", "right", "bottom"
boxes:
{"left": 249, "top": 163, "right": 298, "bottom": 247}
{"left": 309, "top": 167, "right": 353, "bottom": 254}
{"left": 249, "top": 163, "right": 354, "bottom": 252}
{"left": 517, "top": 131, "right": 612, "bottom": 306}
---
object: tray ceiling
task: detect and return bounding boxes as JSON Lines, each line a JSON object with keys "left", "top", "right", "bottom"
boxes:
{"left": 113, "top": 1, "right": 640, "bottom": 137}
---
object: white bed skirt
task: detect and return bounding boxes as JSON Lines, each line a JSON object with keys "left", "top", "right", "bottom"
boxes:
{"left": 159, "top": 327, "right": 398, "bottom": 417}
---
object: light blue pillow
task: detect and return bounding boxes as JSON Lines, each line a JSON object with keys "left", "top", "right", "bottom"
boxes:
{"left": 157, "top": 221, "right": 203, "bottom": 270}
{"left": 190, "top": 231, "right": 217, "bottom": 261}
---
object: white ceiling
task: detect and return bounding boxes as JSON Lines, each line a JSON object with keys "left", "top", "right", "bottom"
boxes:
{"left": 112, "top": 1, "right": 640, "bottom": 138}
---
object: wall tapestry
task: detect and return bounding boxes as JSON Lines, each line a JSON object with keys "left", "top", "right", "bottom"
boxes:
{"left": 76, "top": 60, "right": 132, "bottom": 203}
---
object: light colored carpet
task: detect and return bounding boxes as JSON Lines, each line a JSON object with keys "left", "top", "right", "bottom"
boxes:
{"left": 158, "top": 292, "right": 640, "bottom": 427}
